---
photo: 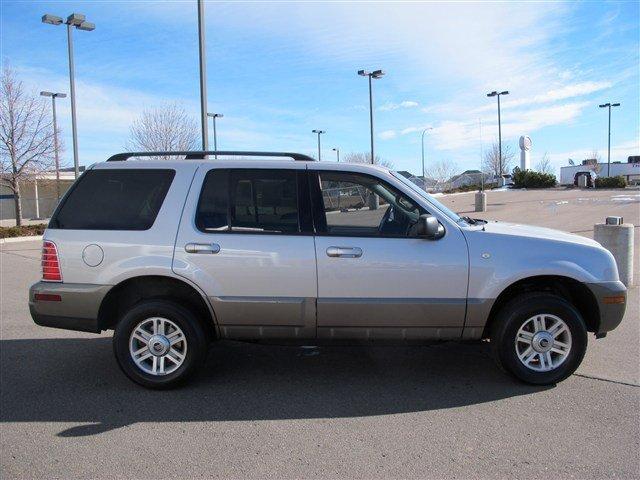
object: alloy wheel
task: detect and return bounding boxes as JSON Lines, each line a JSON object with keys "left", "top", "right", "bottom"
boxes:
{"left": 129, "top": 317, "right": 187, "bottom": 376}
{"left": 515, "top": 314, "right": 572, "bottom": 372}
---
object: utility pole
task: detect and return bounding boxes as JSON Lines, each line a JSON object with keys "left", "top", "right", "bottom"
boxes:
{"left": 42, "top": 13, "right": 95, "bottom": 178}
{"left": 312, "top": 130, "right": 325, "bottom": 161}
{"left": 358, "top": 69, "right": 385, "bottom": 164}
{"left": 487, "top": 90, "right": 509, "bottom": 180}
{"left": 197, "top": 0, "right": 209, "bottom": 151}
{"left": 421, "top": 127, "right": 433, "bottom": 183}
{"left": 207, "top": 113, "right": 223, "bottom": 158}
{"left": 40, "top": 91, "right": 67, "bottom": 200}
{"left": 599, "top": 102, "right": 621, "bottom": 177}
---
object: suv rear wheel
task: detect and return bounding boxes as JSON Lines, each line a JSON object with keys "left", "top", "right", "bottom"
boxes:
{"left": 491, "top": 293, "right": 587, "bottom": 385}
{"left": 113, "top": 300, "right": 208, "bottom": 389}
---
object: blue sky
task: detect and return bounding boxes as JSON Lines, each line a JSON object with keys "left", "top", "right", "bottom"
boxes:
{"left": 1, "top": 0, "right": 638, "bottom": 176}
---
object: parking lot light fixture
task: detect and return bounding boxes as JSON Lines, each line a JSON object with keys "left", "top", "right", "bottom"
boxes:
{"left": 332, "top": 148, "right": 340, "bottom": 162}
{"left": 41, "top": 14, "right": 63, "bottom": 25}
{"left": 599, "top": 102, "right": 621, "bottom": 177}
{"left": 77, "top": 21, "right": 95, "bottom": 31}
{"left": 358, "top": 69, "right": 385, "bottom": 165}
{"left": 42, "top": 12, "right": 95, "bottom": 178}
{"left": 487, "top": 90, "right": 509, "bottom": 178}
{"left": 40, "top": 91, "right": 67, "bottom": 200}
{"left": 312, "top": 130, "right": 326, "bottom": 161}
{"left": 207, "top": 113, "right": 224, "bottom": 158}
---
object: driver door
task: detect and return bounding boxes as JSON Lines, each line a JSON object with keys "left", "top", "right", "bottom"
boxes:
{"left": 309, "top": 168, "right": 469, "bottom": 341}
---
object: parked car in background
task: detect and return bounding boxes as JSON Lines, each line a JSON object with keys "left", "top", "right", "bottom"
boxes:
{"left": 30, "top": 151, "right": 627, "bottom": 388}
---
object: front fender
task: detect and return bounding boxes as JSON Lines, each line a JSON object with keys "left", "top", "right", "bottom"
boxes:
{"left": 464, "top": 228, "right": 619, "bottom": 304}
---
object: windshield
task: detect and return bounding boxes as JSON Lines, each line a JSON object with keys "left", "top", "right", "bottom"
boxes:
{"left": 390, "top": 171, "right": 467, "bottom": 225}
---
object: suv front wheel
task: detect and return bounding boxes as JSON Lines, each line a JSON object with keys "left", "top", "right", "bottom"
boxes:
{"left": 491, "top": 293, "right": 587, "bottom": 385}
{"left": 113, "top": 300, "right": 208, "bottom": 389}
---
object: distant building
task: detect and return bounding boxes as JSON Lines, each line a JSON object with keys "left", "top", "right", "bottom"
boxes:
{"left": 395, "top": 171, "right": 437, "bottom": 191}
{"left": 448, "top": 170, "right": 486, "bottom": 189}
{"left": 559, "top": 156, "right": 640, "bottom": 185}
{"left": 1, "top": 171, "right": 76, "bottom": 221}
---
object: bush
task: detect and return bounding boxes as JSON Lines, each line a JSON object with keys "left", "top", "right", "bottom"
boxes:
{"left": 595, "top": 176, "right": 627, "bottom": 188}
{"left": 512, "top": 168, "right": 557, "bottom": 188}
{"left": 0, "top": 224, "right": 47, "bottom": 239}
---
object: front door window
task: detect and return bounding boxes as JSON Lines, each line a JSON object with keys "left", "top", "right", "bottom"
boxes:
{"left": 317, "top": 171, "right": 423, "bottom": 237}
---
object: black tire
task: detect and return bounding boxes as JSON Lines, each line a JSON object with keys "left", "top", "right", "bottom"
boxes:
{"left": 113, "top": 300, "right": 208, "bottom": 389}
{"left": 491, "top": 293, "right": 587, "bottom": 385}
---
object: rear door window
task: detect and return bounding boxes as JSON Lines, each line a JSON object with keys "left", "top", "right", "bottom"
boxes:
{"left": 196, "top": 168, "right": 307, "bottom": 234}
{"left": 50, "top": 169, "right": 175, "bottom": 230}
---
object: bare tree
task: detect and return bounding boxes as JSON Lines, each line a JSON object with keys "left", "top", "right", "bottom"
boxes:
{"left": 588, "top": 150, "right": 603, "bottom": 174}
{"left": 426, "top": 159, "right": 457, "bottom": 190}
{"left": 482, "top": 142, "right": 515, "bottom": 176}
{"left": 535, "top": 152, "right": 554, "bottom": 174}
{"left": 127, "top": 103, "right": 198, "bottom": 159}
{"left": 342, "top": 152, "right": 394, "bottom": 169}
{"left": 589, "top": 150, "right": 602, "bottom": 163}
{"left": 0, "top": 66, "right": 56, "bottom": 226}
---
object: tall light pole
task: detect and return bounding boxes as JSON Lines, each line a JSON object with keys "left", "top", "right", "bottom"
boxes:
{"left": 40, "top": 91, "right": 66, "bottom": 200}
{"left": 42, "top": 13, "right": 95, "bottom": 179}
{"left": 358, "top": 69, "right": 385, "bottom": 164}
{"left": 207, "top": 113, "right": 223, "bottom": 158}
{"left": 332, "top": 148, "right": 340, "bottom": 162}
{"left": 486, "top": 90, "right": 509, "bottom": 179}
{"left": 197, "top": 0, "right": 209, "bottom": 151}
{"left": 421, "top": 127, "right": 433, "bottom": 181}
{"left": 599, "top": 102, "right": 621, "bottom": 177}
{"left": 312, "top": 130, "right": 325, "bottom": 161}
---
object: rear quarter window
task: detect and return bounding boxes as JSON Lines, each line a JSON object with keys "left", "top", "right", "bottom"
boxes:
{"left": 50, "top": 169, "right": 175, "bottom": 230}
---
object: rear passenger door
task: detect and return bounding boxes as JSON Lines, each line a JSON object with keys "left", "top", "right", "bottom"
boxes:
{"left": 173, "top": 165, "right": 317, "bottom": 340}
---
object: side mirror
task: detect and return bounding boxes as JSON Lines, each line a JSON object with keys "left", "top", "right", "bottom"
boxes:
{"left": 417, "top": 214, "right": 444, "bottom": 239}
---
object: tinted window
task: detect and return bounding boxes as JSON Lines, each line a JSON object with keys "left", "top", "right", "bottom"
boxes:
{"left": 196, "top": 169, "right": 300, "bottom": 234}
{"left": 318, "top": 171, "right": 422, "bottom": 237}
{"left": 196, "top": 170, "right": 229, "bottom": 231}
{"left": 51, "top": 169, "right": 175, "bottom": 230}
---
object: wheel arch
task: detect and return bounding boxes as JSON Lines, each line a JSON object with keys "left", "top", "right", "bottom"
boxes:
{"left": 97, "top": 275, "right": 218, "bottom": 339}
{"left": 482, "top": 275, "right": 600, "bottom": 339}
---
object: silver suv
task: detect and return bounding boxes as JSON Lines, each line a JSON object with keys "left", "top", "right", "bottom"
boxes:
{"left": 29, "top": 151, "right": 627, "bottom": 388}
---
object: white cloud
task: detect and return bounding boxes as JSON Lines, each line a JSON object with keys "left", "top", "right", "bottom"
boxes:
{"left": 150, "top": 1, "right": 568, "bottom": 93}
{"left": 548, "top": 140, "right": 640, "bottom": 165}
{"left": 500, "top": 102, "right": 589, "bottom": 138}
{"left": 474, "top": 81, "right": 613, "bottom": 113}
{"left": 541, "top": 82, "right": 612, "bottom": 102}
{"left": 12, "top": 66, "right": 316, "bottom": 165}
{"left": 398, "top": 102, "right": 590, "bottom": 151}
{"left": 379, "top": 130, "right": 397, "bottom": 140}
{"left": 378, "top": 101, "right": 419, "bottom": 112}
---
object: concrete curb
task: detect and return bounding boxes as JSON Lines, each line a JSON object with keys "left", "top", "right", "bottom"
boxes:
{"left": 0, "top": 235, "right": 43, "bottom": 244}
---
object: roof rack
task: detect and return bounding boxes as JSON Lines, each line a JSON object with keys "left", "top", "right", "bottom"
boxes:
{"left": 106, "top": 151, "right": 316, "bottom": 162}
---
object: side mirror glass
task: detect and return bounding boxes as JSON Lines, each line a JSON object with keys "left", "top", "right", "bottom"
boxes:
{"left": 417, "top": 214, "right": 444, "bottom": 239}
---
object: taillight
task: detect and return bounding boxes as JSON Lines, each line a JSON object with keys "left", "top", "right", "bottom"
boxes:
{"left": 42, "top": 241, "right": 62, "bottom": 282}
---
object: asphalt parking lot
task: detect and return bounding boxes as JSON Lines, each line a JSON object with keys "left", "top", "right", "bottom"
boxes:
{"left": 1, "top": 188, "right": 639, "bottom": 479}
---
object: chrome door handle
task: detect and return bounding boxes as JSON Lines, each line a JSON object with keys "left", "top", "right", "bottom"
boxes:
{"left": 185, "top": 243, "right": 220, "bottom": 254}
{"left": 326, "top": 246, "right": 363, "bottom": 258}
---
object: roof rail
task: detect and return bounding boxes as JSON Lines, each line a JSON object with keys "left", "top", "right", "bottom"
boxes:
{"left": 106, "top": 151, "right": 316, "bottom": 162}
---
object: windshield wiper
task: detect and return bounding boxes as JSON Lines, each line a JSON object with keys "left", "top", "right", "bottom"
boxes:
{"left": 460, "top": 216, "right": 487, "bottom": 226}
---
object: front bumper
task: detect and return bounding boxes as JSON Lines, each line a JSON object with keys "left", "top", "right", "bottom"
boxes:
{"left": 586, "top": 281, "right": 627, "bottom": 335}
{"left": 29, "top": 282, "right": 111, "bottom": 333}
